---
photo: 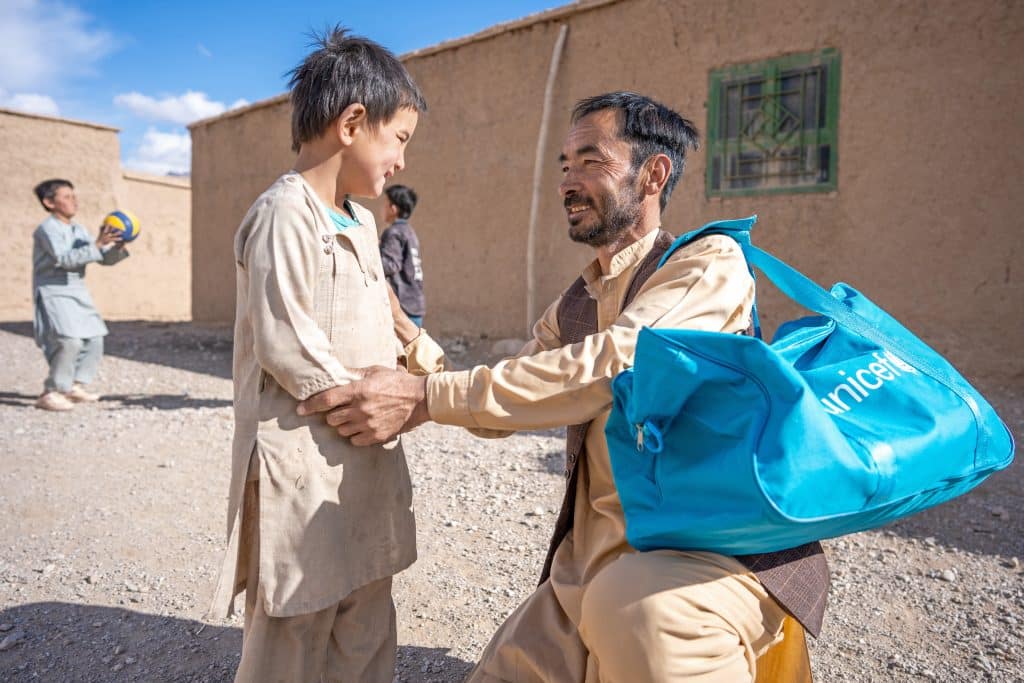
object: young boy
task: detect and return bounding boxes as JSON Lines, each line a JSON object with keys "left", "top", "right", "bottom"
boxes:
{"left": 379, "top": 184, "right": 426, "bottom": 326}
{"left": 208, "top": 27, "right": 444, "bottom": 682}
{"left": 31, "top": 179, "right": 127, "bottom": 411}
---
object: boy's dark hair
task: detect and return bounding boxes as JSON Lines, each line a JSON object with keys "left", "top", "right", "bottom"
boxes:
{"left": 385, "top": 184, "right": 417, "bottom": 219}
{"left": 33, "top": 178, "right": 73, "bottom": 211}
{"left": 288, "top": 25, "right": 427, "bottom": 152}
{"left": 571, "top": 91, "right": 700, "bottom": 212}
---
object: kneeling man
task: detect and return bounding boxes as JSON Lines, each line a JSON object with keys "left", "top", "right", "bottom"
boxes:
{"left": 300, "top": 91, "right": 829, "bottom": 682}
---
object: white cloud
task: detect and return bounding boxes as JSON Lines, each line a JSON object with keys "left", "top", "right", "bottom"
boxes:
{"left": 123, "top": 128, "right": 191, "bottom": 175}
{"left": 197, "top": 43, "right": 213, "bottom": 58}
{"left": 114, "top": 90, "right": 250, "bottom": 125}
{"left": 0, "top": 0, "right": 112, "bottom": 92}
{"left": 0, "top": 88, "right": 60, "bottom": 116}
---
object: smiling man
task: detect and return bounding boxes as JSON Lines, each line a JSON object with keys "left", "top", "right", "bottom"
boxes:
{"left": 299, "top": 91, "right": 829, "bottom": 682}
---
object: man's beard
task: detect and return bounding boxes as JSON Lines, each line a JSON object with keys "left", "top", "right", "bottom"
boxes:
{"left": 567, "top": 175, "right": 643, "bottom": 247}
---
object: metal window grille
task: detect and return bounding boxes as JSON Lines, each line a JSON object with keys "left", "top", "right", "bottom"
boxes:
{"left": 707, "top": 49, "right": 841, "bottom": 197}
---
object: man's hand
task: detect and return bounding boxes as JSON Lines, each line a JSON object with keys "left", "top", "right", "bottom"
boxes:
{"left": 297, "top": 366, "right": 430, "bottom": 446}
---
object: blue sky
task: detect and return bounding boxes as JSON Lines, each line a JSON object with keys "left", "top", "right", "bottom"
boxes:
{"left": 0, "top": 0, "right": 564, "bottom": 175}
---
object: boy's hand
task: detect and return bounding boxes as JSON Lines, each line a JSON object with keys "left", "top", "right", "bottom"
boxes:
{"left": 96, "top": 224, "right": 123, "bottom": 248}
{"left": 298, "top": 367, "right": 429, "bottom": 446}
{"left": 388, "top": 287, "right": 420, "bottom": 345}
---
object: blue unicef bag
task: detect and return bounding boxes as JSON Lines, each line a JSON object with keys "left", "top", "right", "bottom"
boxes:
{"left": 606, "top": 216, "right": 1015, "bottom": 555}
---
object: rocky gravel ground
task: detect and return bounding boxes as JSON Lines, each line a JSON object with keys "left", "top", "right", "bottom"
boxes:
{"left": 0, "top": 321, "right": 1021, "bottom": 682}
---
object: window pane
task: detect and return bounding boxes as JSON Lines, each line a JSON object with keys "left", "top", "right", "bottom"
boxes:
{"left": 818, "top": 145, "right": 831, "bottom": 183}
{"left": 817, "top": 68, "right": 829, "bottom": 128}
{"left": 779, "top": 73, "right": 803, "bottom": 135}
{"left": 725, "top": 84, "right": 741, "bottom": 138}
{"left": 707, "top": 50, "right": 838, "bottom": 196}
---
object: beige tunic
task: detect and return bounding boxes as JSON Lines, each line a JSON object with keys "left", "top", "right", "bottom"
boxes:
{"left": 210, "top": 172, "right": 444, "bottom": 619}
{"left": 426, "top": 230, "right": 754, "bottom": 630}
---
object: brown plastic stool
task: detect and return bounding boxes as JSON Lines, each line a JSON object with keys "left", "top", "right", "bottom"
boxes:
{"left": 754, "top": 617, "right": 813, "bottom": 683}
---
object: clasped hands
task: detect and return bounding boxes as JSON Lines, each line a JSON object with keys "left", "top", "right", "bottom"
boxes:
{"left": 297, "top": 366, "right": 430, "bottom": 446}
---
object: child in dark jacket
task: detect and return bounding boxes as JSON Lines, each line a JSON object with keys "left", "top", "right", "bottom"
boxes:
{"left": 379, "top": 184, "right": 426, "bottom": 326}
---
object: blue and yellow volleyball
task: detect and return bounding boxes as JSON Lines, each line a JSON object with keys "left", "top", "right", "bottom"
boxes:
{"left": 103, "top": 210, "right": 141, "bottom": 242}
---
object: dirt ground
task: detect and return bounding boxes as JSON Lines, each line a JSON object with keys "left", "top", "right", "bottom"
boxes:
{"left": 0, "top": 321, "right": 1021, "bottom": 682}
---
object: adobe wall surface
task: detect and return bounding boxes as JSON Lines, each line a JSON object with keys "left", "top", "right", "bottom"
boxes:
{"left": 189, "top": 98, "right": 292, "bottom": 322}
{"left": 189, "top": 0, "right": 1022, "bottom": 378}
{"left": 0, "top": 109, "right": 192, "bottom": 323}
{"left": 112, "top": 172, "right": 192, "bottom": 320}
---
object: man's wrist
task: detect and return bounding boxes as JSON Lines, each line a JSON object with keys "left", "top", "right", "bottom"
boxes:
{"left": 406, "top": 376, "right": 430, "bottom": 430}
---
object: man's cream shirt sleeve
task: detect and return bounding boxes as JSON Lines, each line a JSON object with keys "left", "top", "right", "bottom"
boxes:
{"left": 426, "top": 234, "right": 754, "bottom": 430}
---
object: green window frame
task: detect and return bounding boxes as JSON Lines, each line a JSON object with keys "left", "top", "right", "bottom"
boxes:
{"left": 706, "top": 49, "right": 841, "bottom": 198}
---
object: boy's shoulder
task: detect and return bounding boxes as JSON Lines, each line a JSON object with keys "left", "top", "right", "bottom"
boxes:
{"left": 387, "top": 220, "right": 417, "bottom": 241}
{"left": 254, "top": 172, "right": 309, "bottom": 208}
{"left": 244, "top": 173, "right": 318, "bottom": 224}
{"left": 34, "top": 215, "right": 66, "bottom": 236}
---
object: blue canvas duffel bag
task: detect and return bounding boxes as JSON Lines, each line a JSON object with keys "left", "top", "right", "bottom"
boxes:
{"left": 606, "top": 216, "right": 1015, "bottom": 555}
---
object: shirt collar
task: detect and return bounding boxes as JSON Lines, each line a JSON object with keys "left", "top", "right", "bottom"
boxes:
{"left": 581, "top": 228, "right": 661, "bottom": 289}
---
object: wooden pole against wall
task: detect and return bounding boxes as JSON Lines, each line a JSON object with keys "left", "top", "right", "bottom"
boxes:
{"left": 525, "top": 23, "right": 569, "bottom": 337}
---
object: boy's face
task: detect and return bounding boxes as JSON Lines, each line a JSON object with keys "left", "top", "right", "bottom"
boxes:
{"left": 341, "top": 107, "right": 418, "bottom": 199}
{"left": 45, "top": 186, "right": 78, "bottom": 220}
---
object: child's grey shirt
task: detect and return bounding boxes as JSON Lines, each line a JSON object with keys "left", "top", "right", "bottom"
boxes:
{"left": 32, "top": 215, "right": 127, "bottom": 345}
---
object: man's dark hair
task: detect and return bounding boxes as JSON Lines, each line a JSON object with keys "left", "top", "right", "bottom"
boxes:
{"left": 571, "top": 91, "right": 699, "bottom": 212}
{"left": 33, "top": 178, "right": 73, "bottom": 211}
{"left": 385, "top": 184, "right": 417, "bottom": 219}
{"left": 287, "top": 26, "right": 427, "bottom": 152}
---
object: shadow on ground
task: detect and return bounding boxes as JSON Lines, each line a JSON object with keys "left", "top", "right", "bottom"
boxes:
{"left": 0, "top": 602, "right": 473, "bottom": 682}
{"left": 0, "top": 321, "right": 233, "bottom": 380}
{"left": 0, "top": 602, "right": 239, "bottom": 682}
{"left": 101, "top": 394, "right": 232, "bottom": 410}
{"left": 0, "top": 392, "right": 37, "bottom": 409}
{"left": 0, "top": 391, "right": 231, "bottom": 411}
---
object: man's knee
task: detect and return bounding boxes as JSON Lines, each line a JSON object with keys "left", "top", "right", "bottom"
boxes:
{"left": 579, "top": 551, "right": 782, "bottom": 682}
{"left": 579, "top": 552, "right": 671, "bottom": 650}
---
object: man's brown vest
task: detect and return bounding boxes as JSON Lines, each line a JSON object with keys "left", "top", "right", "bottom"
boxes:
{"left": 541, "top": 230, "right": 831, "bottom": 637}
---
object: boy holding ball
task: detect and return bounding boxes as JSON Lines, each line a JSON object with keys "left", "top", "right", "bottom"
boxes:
{"left": 208, "top": 26, "right": 443, "bottom": 682}
{"left": 31, "top": 179, "right": 127, "bottom": 411}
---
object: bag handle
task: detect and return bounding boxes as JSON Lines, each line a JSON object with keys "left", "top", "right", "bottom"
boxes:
{"left": 663, "top": 217, "right": 971, "bottom": 393}
{"left": 659, "top": 216, "right": 992, "bottom": 455}
{"left": 660, "top": 217, "right": 973, "bottom": 372}
{"left": 743, "top": 246, "right": 942, "bottom": 380}
{"left": 742, "top": 243, "right": 991, "bottom": 456}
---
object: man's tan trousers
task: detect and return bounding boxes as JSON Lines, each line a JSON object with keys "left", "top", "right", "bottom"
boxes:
{"left": 467, "top": 550, "right": 787, "bottom": 683}
{"left": 234, "top": 481, "right": 398, "bottom": 683}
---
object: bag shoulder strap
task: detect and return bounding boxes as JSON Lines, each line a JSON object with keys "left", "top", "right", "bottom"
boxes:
{"left": 658, "top": 215, "right": 761, "bottom": 336}
{"left": 657, "top": 215, "right": 758, "bottom": 269}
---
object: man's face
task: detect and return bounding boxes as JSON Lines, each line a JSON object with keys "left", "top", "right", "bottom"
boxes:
{"left": 558, "top": 109, "right": 642, "bottom": 247}
{"left": 45, "top": 185, "right": 78, "bottom": 220}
